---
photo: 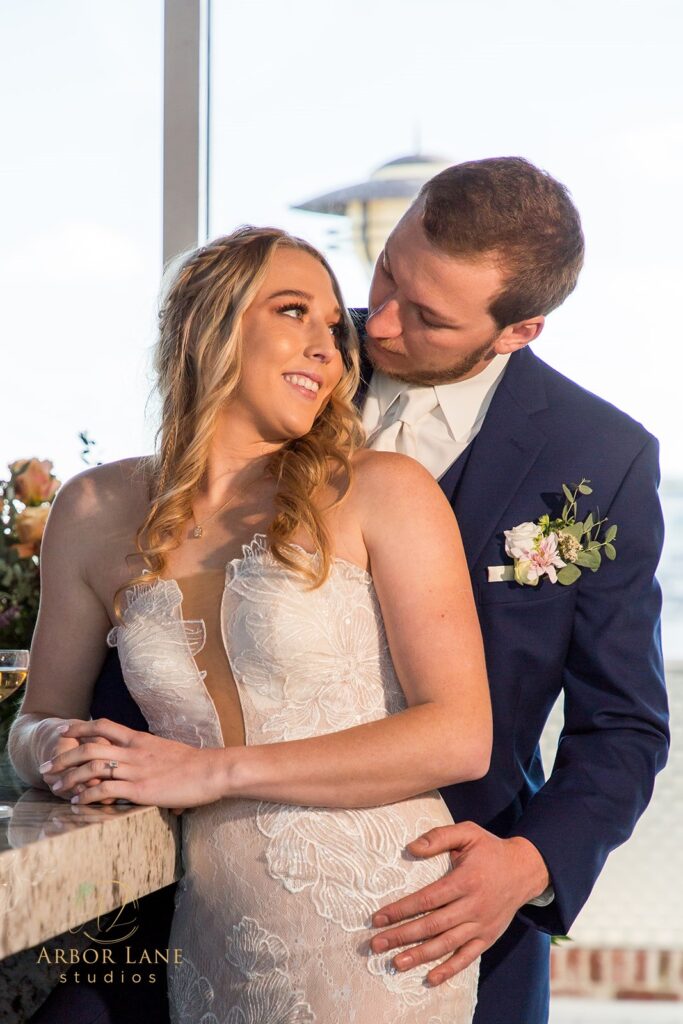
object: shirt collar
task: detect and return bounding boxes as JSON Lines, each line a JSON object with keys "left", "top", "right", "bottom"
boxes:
{"left": 371, "top": 352, "right": 511, "bottom": 441}
{"left": 435, "top": 353, "right": 511, "bottom": 442}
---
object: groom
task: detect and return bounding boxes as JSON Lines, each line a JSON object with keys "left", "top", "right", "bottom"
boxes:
{"left": 35, "top": 157, "right": 669, "bottom": 1024}
{"left": 354, "top": 156, "right": 669, "bottom": 1022}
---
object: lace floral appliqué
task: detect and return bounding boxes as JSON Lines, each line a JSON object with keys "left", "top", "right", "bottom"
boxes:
{"left": 108, "top": 576, "right": 223, "bottom": 749}
{"left": 224, "top": 917, "right": 315, "bottom": 1024}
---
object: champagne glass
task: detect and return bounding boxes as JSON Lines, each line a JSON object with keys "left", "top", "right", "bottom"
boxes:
{"left": 1, "top": 651, "right": 29, "bottom": 816}
{"left": 0, "top": 649, "right": 29, "bottom": 750}
{"left": 0, "top": 650, "right": 29, "bottom": 704}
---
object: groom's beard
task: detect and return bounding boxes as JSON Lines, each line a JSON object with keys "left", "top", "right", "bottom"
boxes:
{"left": 365, "top": 331, "right": 500, "bottom": 387}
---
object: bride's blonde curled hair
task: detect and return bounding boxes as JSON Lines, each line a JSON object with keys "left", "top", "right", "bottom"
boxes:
{"left": 115, "top": 226, "right": 363, "bottom": 614}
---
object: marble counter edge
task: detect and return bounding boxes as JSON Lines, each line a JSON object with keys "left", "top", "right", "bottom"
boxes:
{"left": 0, "top": 799, "right": 181, "bottom": 959}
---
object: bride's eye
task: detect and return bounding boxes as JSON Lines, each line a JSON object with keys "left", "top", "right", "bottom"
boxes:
{"left": 276, "top": 301, "right": 308, "bottom": 320}
{"left": 329, "top": 321, "right": 344, "bottom": 345}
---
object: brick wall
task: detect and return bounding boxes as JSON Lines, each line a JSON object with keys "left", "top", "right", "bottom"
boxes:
{"left": 551, "top": 947, "right": 683, "bottom": 1002}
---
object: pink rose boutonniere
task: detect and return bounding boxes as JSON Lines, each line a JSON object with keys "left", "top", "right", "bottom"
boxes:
{"left": 503, "top": 479, "right": 618, "bottom": 587}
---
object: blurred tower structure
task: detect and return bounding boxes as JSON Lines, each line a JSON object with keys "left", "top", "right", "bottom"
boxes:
{"left": 292, "top": 154, "right": 450, "bottom": 272}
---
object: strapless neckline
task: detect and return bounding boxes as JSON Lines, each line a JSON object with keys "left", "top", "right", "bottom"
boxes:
{"left": 226, "top": 531, "right": 372, "bottom": 584}
{"left": 157, "top": 531, "right": 373, "bottom": 589}
{"left": 109, "top": 532, "right": 376, "bottom": 752}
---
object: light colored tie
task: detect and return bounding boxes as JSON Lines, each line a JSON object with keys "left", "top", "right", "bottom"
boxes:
{"left": 370, "top": 387, "right": 439, "bottom": 459}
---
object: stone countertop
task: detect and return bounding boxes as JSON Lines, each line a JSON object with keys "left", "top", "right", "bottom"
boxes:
{"left": 0, "top": 752, "right": 181, "bottom": 960}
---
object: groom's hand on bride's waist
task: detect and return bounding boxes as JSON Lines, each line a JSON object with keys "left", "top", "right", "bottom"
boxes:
{"left": 368, "top": 821, "right": 551, "bottom": 986}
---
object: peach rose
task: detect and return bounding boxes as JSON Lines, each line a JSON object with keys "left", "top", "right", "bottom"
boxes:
{"left": 12, "top": 543, "right": 37, "bottom": 559}
{"left": 10, "top": 458, "right": 61, "bottom": 505}
{"left": 13, "top": 505, "right": 51, "bottom": 558}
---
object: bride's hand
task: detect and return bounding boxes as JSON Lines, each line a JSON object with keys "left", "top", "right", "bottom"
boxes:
{"left": 39, "top": 719, "right": 118, "bottom": 805}
{"left": 38, "top": 718, "right": 225, "bottom": 809}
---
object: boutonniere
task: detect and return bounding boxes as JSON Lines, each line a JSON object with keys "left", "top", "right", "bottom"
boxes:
{"left": 502, "top": 479, "right": 618, "bottom": 587}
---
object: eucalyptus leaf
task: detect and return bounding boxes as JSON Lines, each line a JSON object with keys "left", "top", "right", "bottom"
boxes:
{"left": 575, "top": 550, "right": 601, "bottom": 570}
{"left": 564, "top": 523, "right": 584, "bottom": 541}
{"left": 557, "top": 563, "right": 581, "bottom": 585}
{"left": 605, "top": 525, "right": 618, "bottom": 543}
{"left": 562, "top": 484, "right": 574, "bottom": 503}
{"left": 604, "top": 543, "right": 617, "bottom": 560}
{"left": 584, "top": 512, "right": 594, "bottom": 533}
{"left": 578, "top": 483, "right": 593, "bottom": 495}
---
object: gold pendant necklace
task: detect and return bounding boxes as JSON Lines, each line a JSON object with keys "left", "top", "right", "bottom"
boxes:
{"left": 191, "top": 491, "right": 240, "bottom": 539}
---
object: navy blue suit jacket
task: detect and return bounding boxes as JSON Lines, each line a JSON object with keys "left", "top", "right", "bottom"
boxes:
{"left": 74, "top": 325, "right": 668, "bottom": 1024}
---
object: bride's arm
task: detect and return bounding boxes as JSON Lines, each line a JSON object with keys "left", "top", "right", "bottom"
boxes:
{"left": 8, "top": 471, "right": 113, "bottom": 789}
{"left": 219, "top": 450, "right": 492, "bottom": 807}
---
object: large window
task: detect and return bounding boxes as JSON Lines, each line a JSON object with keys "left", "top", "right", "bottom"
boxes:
{"left": 0, "top": 0, "right": 163, "bottom": 483}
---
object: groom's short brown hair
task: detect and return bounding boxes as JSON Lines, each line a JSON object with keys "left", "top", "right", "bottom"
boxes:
{"left": 417, "top": 157, "right": 585, "bottom": 328}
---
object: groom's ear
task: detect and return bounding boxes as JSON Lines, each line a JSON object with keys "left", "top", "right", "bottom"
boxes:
{"left": 493, "top": 316, "right": 545, "bottom": 354}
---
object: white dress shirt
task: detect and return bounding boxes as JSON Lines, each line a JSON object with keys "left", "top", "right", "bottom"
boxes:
{"left": 362, "top": 353, "right": 511, "bottom": 480}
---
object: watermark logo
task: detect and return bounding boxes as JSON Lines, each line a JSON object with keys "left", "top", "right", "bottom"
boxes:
{"left": 34, "top": 878, "right": 182, "bottom": 984}
{"left": 70, "top": 879, "right": 139, "bottom": 945}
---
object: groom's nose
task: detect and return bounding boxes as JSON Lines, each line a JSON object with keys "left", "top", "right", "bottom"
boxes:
{"left": 366, "top": 297, "right": 402, "bottom": 339}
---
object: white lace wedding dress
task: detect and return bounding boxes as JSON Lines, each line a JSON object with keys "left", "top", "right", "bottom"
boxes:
{"left": 107, "top": 534, "right": 479, "bottom": 1023}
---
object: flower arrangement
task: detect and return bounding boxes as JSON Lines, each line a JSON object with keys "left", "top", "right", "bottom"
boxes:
{"left": 0, "top": 435, "right": 100, "bottom": 650}
{"left": 504, "top": 479, "right": 618, "bottom": 587}
{"left": 0, "top": 459, "right": 61, "bottom": 648}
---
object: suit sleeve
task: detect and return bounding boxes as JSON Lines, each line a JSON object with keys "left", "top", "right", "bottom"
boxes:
{"left": 509, "top": 433, "right": 670, "bottom": 935}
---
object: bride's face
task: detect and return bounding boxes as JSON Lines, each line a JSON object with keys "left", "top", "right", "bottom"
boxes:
{"left": 229, "top": 247, "right": 346, "bottom": 441}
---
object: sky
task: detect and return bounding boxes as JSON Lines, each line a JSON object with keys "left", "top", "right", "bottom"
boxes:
{"left": 1, "top": 0, "right": 682, "bottom": 488}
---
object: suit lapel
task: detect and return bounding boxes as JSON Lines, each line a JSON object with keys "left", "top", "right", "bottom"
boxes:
{"left": 350, "top": 308, "right": 372, "bottom": 410}
{"left": 451, "top": 348, "right": 549, "bottom": 570}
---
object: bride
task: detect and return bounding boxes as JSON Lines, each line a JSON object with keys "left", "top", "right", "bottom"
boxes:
{"left": 9, "top": 226, "right": 492, "bottom": 1023}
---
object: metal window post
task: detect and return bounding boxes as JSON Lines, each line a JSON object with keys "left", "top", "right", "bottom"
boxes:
{"left": 162, "top": 0, "right": 210, "bottom": 268}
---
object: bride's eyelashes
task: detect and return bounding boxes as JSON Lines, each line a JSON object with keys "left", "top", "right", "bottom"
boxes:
{"left": 276, "top": 300, "right": 309, "bottom": 319}
{"left": 275, "top": 301, "right": 344, "bottom": 345}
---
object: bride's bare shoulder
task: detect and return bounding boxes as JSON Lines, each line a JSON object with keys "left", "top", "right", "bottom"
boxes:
{"left": 50, "top": 456, "right": 153, "bottom": 526}
{"left": 348, "top": 448, "right": 455, "bottom": 536}
{"left": 350, "top": 448, "right": 438, "bottom": 493}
